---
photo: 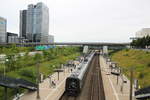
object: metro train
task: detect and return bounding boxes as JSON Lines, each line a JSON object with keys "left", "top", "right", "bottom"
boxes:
{"left": 65, "top": 52, "right": 95, "bottom": 96}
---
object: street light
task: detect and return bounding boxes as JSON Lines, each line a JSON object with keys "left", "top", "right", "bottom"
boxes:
{"left": 4, "top": 59, "right": 9, "bottom": 76}
{"left": 36, "top": 61, "right": 40, "bottom": 99}
{"left": 4, "top": 58, "right": 8, "bottom": 100}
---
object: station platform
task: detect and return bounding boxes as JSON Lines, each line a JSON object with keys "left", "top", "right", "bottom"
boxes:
{"left": 100, "top": 56, "right": 136, "bottom": 100}
{"left": 20, "top": 67, "right": 73, "bottom": 100}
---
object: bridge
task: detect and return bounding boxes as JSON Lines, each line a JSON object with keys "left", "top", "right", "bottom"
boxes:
{"left": 0, "top": 42, "right": 130, "bottom": 46}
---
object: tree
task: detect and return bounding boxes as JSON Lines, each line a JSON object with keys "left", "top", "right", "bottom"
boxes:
{"left": 131, "top": 35, "right": 150, "bottom": 48}
{"left": 5, "top": 54, "right": 16, "bottom": 71}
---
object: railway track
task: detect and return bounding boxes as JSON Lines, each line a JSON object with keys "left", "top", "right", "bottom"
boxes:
{"left": 59, "top": 54, "right": 105, "bottom": 100}
{"left": 89, "top": 55, "right": 105, "bottom": 100}
{"left": 60, "top": 92, "right": 77, "bottom": 100}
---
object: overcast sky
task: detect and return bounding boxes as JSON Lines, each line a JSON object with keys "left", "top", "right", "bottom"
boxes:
{"left": 1, "top": 0, "right": 150, "bottom": 42}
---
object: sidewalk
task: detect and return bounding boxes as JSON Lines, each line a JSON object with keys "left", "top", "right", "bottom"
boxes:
{"left": 20, "top": 67, "right": 72, "bottom": 100}
{"left": 100, "top": 56, "right": 136, "bottom": 100}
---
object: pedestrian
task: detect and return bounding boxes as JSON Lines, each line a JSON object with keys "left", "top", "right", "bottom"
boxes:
{"left": 71, "top": 68, "right": 73, "bottom": 72}
{"left": 52, "top": 80, "right": 56, "bottom": 88}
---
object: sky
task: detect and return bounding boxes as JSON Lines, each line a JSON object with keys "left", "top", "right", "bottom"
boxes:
{"left": 1, "top": 0, "right": 150, "bottom": 42}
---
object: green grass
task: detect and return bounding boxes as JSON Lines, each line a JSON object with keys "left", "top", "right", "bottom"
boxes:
{"left": 111, "top": 49, "right": 150, "bottom": 88}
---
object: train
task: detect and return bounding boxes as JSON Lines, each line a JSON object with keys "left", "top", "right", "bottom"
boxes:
{"left": 65, "top": 51, "right": 95, "bottom": 96}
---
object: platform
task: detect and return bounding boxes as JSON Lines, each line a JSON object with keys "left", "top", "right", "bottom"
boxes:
{"left": 20, "top": 67, "right": 73, "bottom": 100}
{"left": 100, "top": 56, "right": 136, "bottom": 100}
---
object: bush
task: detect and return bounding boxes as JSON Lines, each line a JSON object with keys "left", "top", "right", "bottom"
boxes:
{"left": 147, "top": 63, "right": 150, "bottom": 67}
{"left": 138, "top": 73, "right": 144, "bottom": 79}
{"left": 123, "top": 54, "right": 129, "bottom": 56}
{"left": 125, "top": 49, "right": 129, "bottom": 51}
{"left": 19, "top": 69, "right": 36, "bottom": 78}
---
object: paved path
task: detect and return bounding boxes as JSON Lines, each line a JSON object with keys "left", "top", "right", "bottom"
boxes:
{"left": 100, "top": 56, "right": 136, "bottom": 100}
{"left": 20, "top": 67, "right": 73, "bottom": 100}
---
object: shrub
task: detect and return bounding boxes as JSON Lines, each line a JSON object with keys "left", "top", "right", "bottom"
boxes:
{"left": 147, "top": 62, "right": 150, "bottom": 67}
{"left": 146, "top": 51, "right": 149, "bottom": 54}
{"left": 19, "top": 69, "right": 35, "bottom": 78}
{"left": 125, "top": 49, "right": 129, "bottom": 51}
{"left": 138, "top": 73, "right": 144, "bottom": 79}
{"left": 123, "top": 54, "right": 129, "bottom": 56}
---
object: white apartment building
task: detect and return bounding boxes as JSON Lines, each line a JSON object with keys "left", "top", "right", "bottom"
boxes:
{"left": 135, "top": 28, "right": 150, "bottom": 38}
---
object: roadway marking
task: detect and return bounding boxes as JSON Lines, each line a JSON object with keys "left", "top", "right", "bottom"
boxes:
{"left": 39, "top": 88, "right": 53, "bottom": 90}
{"left": 108, "top": 74, "right": 120, "bottom": 100}
{"left": 106, "top": 62, "right": 119, "bottom": 100}
{"left": 100, "top": 57, "right": 119, "bottom": 100}
{"left": 114, "top": 93, "right": 129, "bottom": 96}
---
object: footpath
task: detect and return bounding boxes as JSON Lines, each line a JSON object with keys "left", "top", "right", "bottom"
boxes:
{"left": 20, "top": 67, "right": 73, "bottom": 100}
{"left": 100, "top": 56, "right": 136, "bottom": 100}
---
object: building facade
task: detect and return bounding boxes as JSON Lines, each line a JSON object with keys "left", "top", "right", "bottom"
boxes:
{"left": 7, "top": 32, "right": 19, "bottom": 43}
{"left": 136, "top": 28, "right": 150, "bottom": 38}
{"left": 20, "top": 2, "right": 49, "bottom": 43}
{"left": 0, "top": 17, "right": 7, "bottom": 43}
{"left": 48, "top": 35, "right": 54, "bottom": 43}
{"left": 20, "top": 10, "right": 27, "bottom": 39}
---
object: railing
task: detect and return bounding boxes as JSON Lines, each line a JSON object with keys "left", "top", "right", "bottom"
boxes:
{"left": 0, "top": 75, "right": 37, "bottom": 91}
{"left": 135, "top": 86, "right": 150, "bottom": 99}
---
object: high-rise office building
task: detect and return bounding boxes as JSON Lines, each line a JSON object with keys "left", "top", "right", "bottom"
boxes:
{"left": 20, "top": 10, "right": 27, "bottom": 39}
{"left": 0, "top": 16, "right": 7, "bottom": 43}
{"left": 20, "top": 2, "right": 49, "bottom": 43}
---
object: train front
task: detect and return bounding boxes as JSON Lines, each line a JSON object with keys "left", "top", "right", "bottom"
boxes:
{"left": 65, "top": 76, "right": 80, "bottom": 96}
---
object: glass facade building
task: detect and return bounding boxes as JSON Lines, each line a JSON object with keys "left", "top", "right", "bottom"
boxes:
{"left": 20, "top": 2, "right": 49, "bottom": 43}
{"left": 0, "top": 17, "right": 7, "bottom": 43}
{"left": 20, "top": 10, "right": 27, "bottom": 39}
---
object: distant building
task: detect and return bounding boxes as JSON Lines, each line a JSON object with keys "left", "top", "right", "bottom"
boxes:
{"left": 48, "top": 35, "right": 54, "bottom": 43}
{"left": 0, "top": 16, "right": 7, "bottom": 43}
{"left": 20, "top": 2, "right": 49, "bottom": 43}
{"left": 7, "top": 32, "right": 19, "bottom": 43}
{"left": 20, "top": 10, "right": 27, "bottom": 39}
{"left": 136, "top": 28, "right": 150, "bottom": 38}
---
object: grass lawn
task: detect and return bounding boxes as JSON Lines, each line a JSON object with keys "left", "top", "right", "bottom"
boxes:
{"left": 110, "top": 49, "right": 150, "bottom": 88}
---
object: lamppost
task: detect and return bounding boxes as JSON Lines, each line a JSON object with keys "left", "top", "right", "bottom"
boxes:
{"left": 36, "top": 61, "right": 40, "bottom": 99}
{"left": 4, "top": 58, "right": 8, "bottom": 100}
{"left": 130, "top": 67, "right": 134, "bottom": 100}
{"left": 4, "top": 59, "right": 8, "bottom": 76}
{"left": 54, "top": 68, "right": 64, "bottom": 81}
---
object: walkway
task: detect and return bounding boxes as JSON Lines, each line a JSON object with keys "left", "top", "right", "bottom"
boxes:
{"left": 20, "top": 67, "right": 73, "bottom": 100}
{"left": 100, "top": 56, "right": 136, "bottom": 100}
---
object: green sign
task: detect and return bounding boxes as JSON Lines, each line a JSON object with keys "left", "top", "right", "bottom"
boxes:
{"left": 35, "top": 46, "right": 46, "bottom": 50}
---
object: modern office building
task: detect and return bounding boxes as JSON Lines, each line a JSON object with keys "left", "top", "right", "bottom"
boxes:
{"left": 0, "top": 16, "right": 7, "bottom": 43}
{"left": 20, "top": 2, "right": 49, "bottom": 43}
{"left": 135, "top": 28, "right": 150, "bottom": 38}
{"left": 7, "top": 32, "right": 19, "bottom": 43}
{"left": 20, "top": 10, "right": 27, "bottom": 39}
